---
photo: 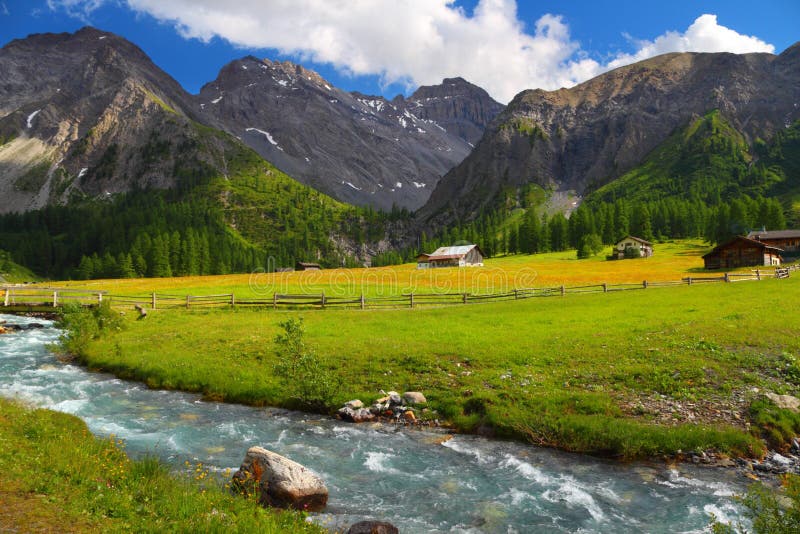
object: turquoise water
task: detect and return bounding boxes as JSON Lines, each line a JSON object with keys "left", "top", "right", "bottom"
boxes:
{"left": 0, "top": 314, "right": 748, "bottom": 532}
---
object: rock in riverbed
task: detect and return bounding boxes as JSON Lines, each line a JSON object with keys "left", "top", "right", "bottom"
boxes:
{"left": 347, "top": 520, "right": 399, "bottom": 534}
{"left": 232, "top": 446, "right": 328, "bottom": 511}
{"left": 338, "top": 406, "right": 376, "bottom": 423}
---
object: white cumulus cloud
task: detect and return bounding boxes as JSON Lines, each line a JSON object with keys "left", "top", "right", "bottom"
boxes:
{"left": 47, "top": 0, "right": 776, "bottom": 103}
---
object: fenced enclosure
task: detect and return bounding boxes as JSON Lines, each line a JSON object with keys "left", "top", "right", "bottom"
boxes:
{"left": 2, "top": 264, "right": 795, "bottom": 313}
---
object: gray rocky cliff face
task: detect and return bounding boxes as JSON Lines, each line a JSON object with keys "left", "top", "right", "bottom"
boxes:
{"left": 420, "top": 45, "right": 800, "bottom": 224}
{"left": 0, "top": 27, "right": 214, "bottom": 213}
{"left": 197, "top": 58, "right": 503, "bottom": 210}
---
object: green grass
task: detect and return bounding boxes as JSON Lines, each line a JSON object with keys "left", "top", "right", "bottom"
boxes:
{"left": 0, "top": 398, "right": 322, "bottom": 533}
{"left": 75, "top": 274, "right": 800, "bottom": 459}
{"left": 0, "top": 250, "right": 41, "bottom": 283}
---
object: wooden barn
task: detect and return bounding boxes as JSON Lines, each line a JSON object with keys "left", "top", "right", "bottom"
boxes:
{"left": 613, "top": 236, "right": 653, "bottom": 259}
{"left": 417, "top": 244, "right": 485, "bottom": 269}
{"left": 746, "top": 229, "right": 800, "bottom": 257}
{"left": 703, "top": 236, "right": 783, "bottom": 270}
{"left": 295, "top": 262, "right": 321, "bottom": 271}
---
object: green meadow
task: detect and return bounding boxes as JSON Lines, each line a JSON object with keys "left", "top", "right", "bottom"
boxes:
{"left": 0, "top": 398, "right": 320, "bottom": 533}
{"left": 75, "top": 270, "right": 800, "bottom": 459}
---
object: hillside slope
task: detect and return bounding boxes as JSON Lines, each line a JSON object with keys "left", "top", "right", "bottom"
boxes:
{"left": 419, "top": 44, "right": 800, "bottom": 225}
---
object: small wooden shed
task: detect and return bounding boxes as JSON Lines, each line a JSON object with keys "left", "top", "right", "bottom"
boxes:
{"left": 295, "top": 262, "right": 322, "bottom": 271}
{"left": 703, "top": 236, "right": 783, "bottom": 270}
{"left": 614, "top": 236, "right": 653, "bottom": 259}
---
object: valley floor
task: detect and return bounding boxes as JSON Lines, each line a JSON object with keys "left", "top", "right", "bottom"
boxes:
{"left": 62, "top": 242, "right": 800, "bottom": 460}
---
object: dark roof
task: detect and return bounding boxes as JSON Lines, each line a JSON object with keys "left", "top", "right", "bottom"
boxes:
{"left": 747, "top": 229, "right": 800, "bottom": 240}
{"left": 702, "top": 236, "right": 784, "bottom": 258}
{"left": 616, "top": 236, "right": 653, "bottom": 246}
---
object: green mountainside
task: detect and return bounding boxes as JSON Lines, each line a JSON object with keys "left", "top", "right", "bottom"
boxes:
{"left": 587, "top": 111, "right": 798, "bottom": 205}
{"left": 0, "top": 123, "right": 399, "bottom": 280}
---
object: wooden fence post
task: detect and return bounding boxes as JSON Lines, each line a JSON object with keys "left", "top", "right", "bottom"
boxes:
{"left": 321, "top": 292, "right": 326, "bottom": 309}
{"left": 410, "top": 293, "right": 414, "bottom": 308}
{"left": 560, "top": 285, "right": 565, "bottom": 296}
{"left": 97, "top": 293, "right": 103, "bottom": 304}
{"left": 463, "top": 293, "right": 468, "bottom": 304}
{"left": 514, "top": 289, "right": 519, "bottom": 299}
{"left": 602, "top": 283, "right": 607, "bottom": 293}
{"left": 3, "top": 288, "right": 8, "bottom": 307}
{"left": 360, "top": 294, "right": 365, "bottom": 310}
{"left": 687, "top": 277, "right": 692, "bottom": 285}
{"left": 273, "top": 293, "right": 277, "bottom": 309}
{"left": 186, "top": 295, "right": 191, "bottom": 309}
{"left": 756, "top": 269, "right": 761, "bottom": 281}
{"left": 152, "top": 292, "right": 157, "bottom": 310}
{"left": 230, "top": 293, "right": 235, "bottom": 306}
{"left": 724, "top": 273, "right": 729, "bottom": 283}
{"left": 643, "top": 280, "right": 648, "bottom": 289}
{"left": 53, "top": 291, "right": 58, "bottom": 307}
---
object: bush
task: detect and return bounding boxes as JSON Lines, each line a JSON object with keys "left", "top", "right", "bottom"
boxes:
{"left": 624, "top": 245, "right": 642, "bottom": 259}
{"left": 711, "top": 474, "right": 800, "bottom": 533}
{"left": 577, "top": 234, "right": 603, "bottom": 259}
{"left": 272, "top": 318, "right": 337, "bottom": 412}
{"left": 57, "top": 302, "right": 124, "bottom": 357}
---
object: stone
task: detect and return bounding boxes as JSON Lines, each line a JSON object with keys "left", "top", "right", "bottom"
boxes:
{"left": 338, "top": 406, "right": 376, "bottom": 423}
{"left": 403, "top": 410, "right": 416, "bottom": 422}
{"left": 134, "top": 304, "right": 147, "bottom": 319}
{"left": 344, "top": 399, "right": 364, "bottom": 410}
{"left": 347, "top": 520, "right": 399, "bottom": 534}
{"left": 771, "top": 453, "right": 792, "bottom": 466}
{"left": 402, "top": 391, "right": 427, "bottom": 404}
{"left": 388, "top": 392, "right": 402, "bottom": 406}
{"left": 765, "top": 392, "right": 800, "bottom": 412}
{"left": 232, "top": 446, "right": 328, "bottom": 512}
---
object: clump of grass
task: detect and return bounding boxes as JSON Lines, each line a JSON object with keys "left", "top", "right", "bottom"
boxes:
{"left": 0, "top": 398, "right": 321, "bottom": 533}
{"left": 749, "top": 399, "right": 800, "bottom": 450}
{"left": 711, "top": 474, "right": 800, "bottom": 533}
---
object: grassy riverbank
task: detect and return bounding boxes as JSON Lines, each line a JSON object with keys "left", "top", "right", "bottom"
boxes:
{"left": 72, "top": 272, "right": 800, "bottom": 459}
{"left": 0, "top": 398, "right": 321, "bottom": 533}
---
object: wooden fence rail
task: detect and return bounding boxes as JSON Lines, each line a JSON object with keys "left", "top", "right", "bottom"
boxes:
{"left": 1, "top": 263, "right": 796, "bottom": 313}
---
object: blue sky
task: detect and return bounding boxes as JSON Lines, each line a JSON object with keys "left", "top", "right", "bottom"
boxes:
{"left": 1, "top": 0, "right": 797, "bottom": 102}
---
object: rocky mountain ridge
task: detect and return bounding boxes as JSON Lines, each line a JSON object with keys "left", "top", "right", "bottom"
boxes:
{"left": 0, "top": 27, "right": 222, "bottom": 214}
{"left": 197, "top": 58, "right": 502, "bottom": 210}
{"left": 0, "top": 27, "right": 503, "bottom": 214}
{"left": 419, "top": 44, "right": 800, "bottom": 224}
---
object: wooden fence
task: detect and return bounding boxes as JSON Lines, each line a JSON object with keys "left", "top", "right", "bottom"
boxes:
{"left": 1, "top": 264, "right": 795, "bottom": 312}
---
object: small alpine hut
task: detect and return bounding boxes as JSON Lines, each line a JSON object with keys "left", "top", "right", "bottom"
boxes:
{"left": 417, "top": 244, "right": 485, "bottom": 269}
{"left": 295, "top": 261, "right": 322, "bottom": 271}
{"left": 702, "top": 236, "right": 783, "bottom": 270}
{"left": 613, "top": 236, "right": 653, "bottom": 259}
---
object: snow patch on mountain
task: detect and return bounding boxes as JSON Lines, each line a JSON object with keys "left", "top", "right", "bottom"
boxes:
{"left": 26, "top": 109, "right": 41, "bottom": 128}
{"left": 245, "top": 128, "right": 284, "bottom": 151}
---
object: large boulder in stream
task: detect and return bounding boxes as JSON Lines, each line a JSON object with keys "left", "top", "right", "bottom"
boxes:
{"left": 231, "top": 446, "right": 328, "bottom": 511}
